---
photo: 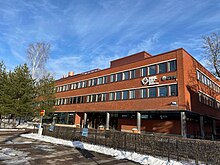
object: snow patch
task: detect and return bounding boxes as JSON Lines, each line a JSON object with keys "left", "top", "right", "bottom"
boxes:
{"left": 0, "top": 147, "right": 30, "bottom": 165}
{"left": 0, "top": 129, "right": 25, "bottom": 131}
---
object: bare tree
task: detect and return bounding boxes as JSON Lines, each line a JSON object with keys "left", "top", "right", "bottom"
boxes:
{"left": 202, "top": 32, "right": 220, "bottom": 78}
{"left": 27, "top": 42, "right": 50, "bottom": 80}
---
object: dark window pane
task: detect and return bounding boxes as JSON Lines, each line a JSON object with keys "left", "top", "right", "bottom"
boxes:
{"left": 169, "top": 60, "right": 176, "bottom": 72}
{"left": 117, "top": 73, "right": 122, "bottom": 81}
{"left": 102, "top": 93, "right": 107, "bottom": 101}
{"left": 124, "top": 71, "right": 129, "bottom": 80}
{"left": 170, "top": 84, "right": 178, "bottom": 96}
{"left": 97, "top": 94, "right": 102, "bottom": 102}
{"left": 158, "top": 63, "right": 166, "bottom": 74}
{"left": 159, "top": 86, "right": 168, "bottom": 97}
{"left": 149, "top": 87, "right": 156, "bottom": 98}
{"left": 73, "top": 97, "right": 77, "bottom": 104}
{"left": 68, "top": 113, "right": 75, "bottom": 125}
{"left": 148, "top": 65, "right": 156, "bottom": 75}
{"left": 122, "top": 91, "right": 128, "bottom": 100}
{"left": 116, "top": 91, "right": 121, "bottom": 100}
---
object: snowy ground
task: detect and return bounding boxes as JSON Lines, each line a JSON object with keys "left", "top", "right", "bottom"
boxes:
{"left": 21, "top": 133, "right": 196, "bottom": 165}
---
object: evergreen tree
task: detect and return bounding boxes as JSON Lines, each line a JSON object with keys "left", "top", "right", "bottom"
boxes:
{"left": 8, "top": 64, "right": 35, "bottom": 121}
{"left": 0, "top": 61, "right": 10, "bottom": 121}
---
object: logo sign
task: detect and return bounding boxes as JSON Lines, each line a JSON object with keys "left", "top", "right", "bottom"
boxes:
{"left": 161, "top": 75, "right": 176, "bottom": 81}
{"left": 82, "top": 128, "right": 89, "bottom": 137}
{"left": 142, "top": 76, "right": 159, "bottom": 86}
{"left": 40, "top": 110, "right": 45, "bottom": 116}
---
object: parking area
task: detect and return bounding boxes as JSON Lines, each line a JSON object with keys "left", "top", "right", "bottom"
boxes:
{"left": 0, "top": 131, "right": 139, "bottom": 165}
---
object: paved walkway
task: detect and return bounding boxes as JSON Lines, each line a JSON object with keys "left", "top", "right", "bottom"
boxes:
{"left": 0, "top": 131, "right": 140, "bottom": 165}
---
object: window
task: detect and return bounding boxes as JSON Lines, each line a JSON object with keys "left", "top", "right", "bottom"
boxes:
{"left": 149, "top": 87, "right": 156, "bottom": 98}
{"left": 97, "top": 94, "right": 102, "bottom": 102}
{"left": 158, "top": 86, "right": 168, "bottom": 97}
{"left": 141, "top": 67, "right": 147, "bottom": 77}
{"left": 91, "top": 94, "right": 96, "bottom": 102}
{"left": 158, "top": 63, "right": 166, "bottom": 74}
{"left": 92, "top": 78, "right": 97, "bottom": 86}
{"left": 77, "top": 96, "right": 81, "bottom": 103}
{"left": 168, "top": 60, "right": 176, "bottom": 72}
{"left": 148, "top": 65, "right": 156, "bottom": 75}
{"left": 123, "top": 71, "right": 129, "bottom": 80}
{"left": 110, "top": 74, "right": 115, "bottom": 82}
{"left": 88, "top": 80, "right": 92, "bottom": 87}
{"left": 129, "top": 90, "right": 135, "bottom": 99}
{"left": 109, "top": 92, "right": 115, "bottom": 101}
{"left": 140, "top": 88, "right": 147, "bottom": 98}
{"left": 103, "top": 76, "right": 107, "bottom": 84}
{"left": 116, "top": 91, "right": 121, "bottom": 100}
{"left": 70, "top": 97, "right": 73, "bottom": 104}
{"left": 102, "top": 93, "right": 107, "bottom": 101}
{"left": 73, "top": 83, "right": 77, "bottom": 90}
{"left": 81, "top": 81, "right": 85, "bottom": 88}
{"left": 122, "top": 90, "right": 128, "bottom": 100}
{"left": 170, "top": 84, "right": 178, "bottom": 96}
{"left": 77, "top": 82, "right": 82, "bottom": 89}
{"left": 97, "top": 77, "right": 103, "bottom": 85}
{"left": 73, "top": 97, "right": 77, "bottom": 104}
{"left": 116, "top": 73, "right": 122, "bottom": 81}
{"left": 86, "top": 95, "right": 91, "bottom": 103}
{"left": 130, "top": 70, "right": 136, "bottom": 79}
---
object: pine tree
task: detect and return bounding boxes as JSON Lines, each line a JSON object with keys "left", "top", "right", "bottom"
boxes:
{"left": 0, "top": 61, "right": 9, "bottom": 125}
{"left": 8, "top": 64, "right": 35, "bottom": 122}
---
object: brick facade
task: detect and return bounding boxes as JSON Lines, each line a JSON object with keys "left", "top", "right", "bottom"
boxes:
{"left": 54, "top": 48, "right": 220, "bottom": 138}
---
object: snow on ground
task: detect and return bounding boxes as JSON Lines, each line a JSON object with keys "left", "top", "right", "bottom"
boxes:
{"left": 0, "top": 147, "right": 30, "bottom": 165}
{"left": 21, "top": 133, "right": 191, "bottom": 165}
{"left": 0, "top": 128, "right": 25, "bottom": 131}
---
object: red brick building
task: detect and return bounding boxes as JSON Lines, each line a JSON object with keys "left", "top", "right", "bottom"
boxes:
{"left": 54, "top": 48, "right": 220, "bottom": 138}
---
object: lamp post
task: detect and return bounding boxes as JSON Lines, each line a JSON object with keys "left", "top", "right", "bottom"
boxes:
{"left": 38, "top": 110, "right": 45, "bottom": 136}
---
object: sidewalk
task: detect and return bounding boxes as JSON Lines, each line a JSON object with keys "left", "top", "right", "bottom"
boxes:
{"left": 0, "top": 131, "right": 139, "bottom": 165}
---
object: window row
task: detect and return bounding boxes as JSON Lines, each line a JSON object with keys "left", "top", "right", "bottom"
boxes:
{"left": 139, "top": 84, "right": 178, "bottom": 98}
{"left": 199, "top": 92, "right": 220, "bottom": 110}
{"left": 197, "top": 70, "right": 220, "bottom": 94}
{"left": 140, "top": 60, "right": 176, "bottom": 77}
{"left": 55, "top": 84, "right": 178, "bottom": 106}
{"left": 56, "top": 60, "right": 177, "bottom": 93}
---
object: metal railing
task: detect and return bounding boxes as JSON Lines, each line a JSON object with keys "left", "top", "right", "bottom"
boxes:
{"left": 42, "top": 125, "right": 220, "bottom": 165}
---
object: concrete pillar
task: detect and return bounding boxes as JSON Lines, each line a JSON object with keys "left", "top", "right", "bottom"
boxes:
{"left": 137, "top": 112, "right": 141, "bottom": 132}
{"left": 83, "top": 112, "right": 87, "bottom": 128}
{"left": 200, "top": 116, "right": 205, "bottom": 139}
{"left": 180, "top": 112, "right": 187, "bottom": 138}
{"left": 212, "top": 119, "right": 216, "bottom": 140}
{"left": 106, "top": 112, "right": 110, "bottom": 130}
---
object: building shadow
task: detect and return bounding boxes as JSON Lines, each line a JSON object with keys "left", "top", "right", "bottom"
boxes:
{"left": 2, "top": 130, "right": 31, "bottom": 143}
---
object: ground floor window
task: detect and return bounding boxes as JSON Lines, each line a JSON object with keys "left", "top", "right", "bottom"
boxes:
{"left": 54, "top": 112, "right": 75, "bottom": 125}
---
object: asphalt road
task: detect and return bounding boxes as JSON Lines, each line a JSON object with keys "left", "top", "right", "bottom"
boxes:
{"left": 0, "top": 131, "right": 140, "bottom": 165}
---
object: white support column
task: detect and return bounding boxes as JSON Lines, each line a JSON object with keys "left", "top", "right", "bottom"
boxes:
{"left": 180, "top": 111, "right": 187, "bottom": 138}
{"left": 200, "top": 116, "right": 205, "bottom": 139}
{"left": 137, "top": 112, "right": 141, "bottom": 132}
{"left": 83, "top": 112, "right": 87, "bottom": 128}
{"left": 106, "top": 112, "right": 110, "bottom": 130}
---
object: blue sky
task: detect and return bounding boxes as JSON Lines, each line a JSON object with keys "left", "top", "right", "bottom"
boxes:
{"left": 0, "top": 0, "right": 220, "bottom": 79}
